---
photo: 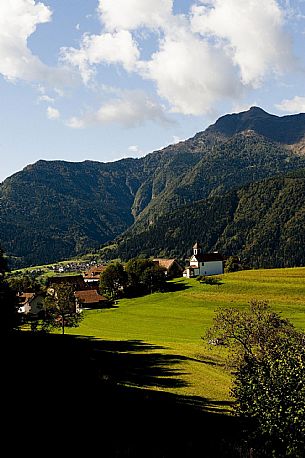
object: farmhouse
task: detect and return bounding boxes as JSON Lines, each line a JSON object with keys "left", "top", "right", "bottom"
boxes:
{"left": 75, "top": 289, "right": 109, "bottom": 309}
{"left": 153, "top": 259, "right": 184, "bottom": 278}
{"left": 183, "top": 242, "right": 224, "bottom": 278}
{"left": 17, "top": 292, "right": 45, "bottom": 316}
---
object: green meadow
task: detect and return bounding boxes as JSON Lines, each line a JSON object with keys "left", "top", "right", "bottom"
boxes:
{"left": 65, "top": 267, "right": 305, "bottom": 412}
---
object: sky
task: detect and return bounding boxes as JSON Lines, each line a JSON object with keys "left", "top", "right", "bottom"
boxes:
{"left": 1, "top": 0, "right": 305, "bottom": 183}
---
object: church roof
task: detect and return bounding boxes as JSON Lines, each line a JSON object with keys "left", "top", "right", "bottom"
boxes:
{"left": 192, "top": 252, "right": 224, "bottom": 262}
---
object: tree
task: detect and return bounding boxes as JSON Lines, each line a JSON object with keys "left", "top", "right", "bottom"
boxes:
{"left": 0, "top": 246, "right": 19, "bottom": 333}
{"left": 125, "top": 258, "right": 152, "bottom": 292}
{"left": 8, "top": 272, "right": 43, "bottom": 294}
{"left": 44, "top": 284, "right": 82, "bottom": 335}
{"left": 125, "top": 258, "right": 166, "bottom": 295}
{"left": 224, "top": 256, "right": 241, "bottom": 273}
{"left": 99, "top": 262, "right": 127, "bottom": 300}
{"left": 140, "top": 264, "right": 166, "bottom": 294}
{"left": 206, "top": 300, "right": 305, "bottom": 457}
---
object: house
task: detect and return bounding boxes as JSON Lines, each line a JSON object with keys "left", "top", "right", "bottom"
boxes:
{"left": 83, "top": 266, "right": 107, "bottom": 285}
{"left": 17, "top": 292, "right": 45, "bottom": 316}
{"left": 153, "top": 259, "right": 184, "bottom": 279}
{"left": 183, "top": 242, "right": 224, "bottom": 278}
{"left": 74, "top": 289, "right": 109, "bottom": 309}
{"left": 47, "top": 274, "right": 85, "bottom": 291}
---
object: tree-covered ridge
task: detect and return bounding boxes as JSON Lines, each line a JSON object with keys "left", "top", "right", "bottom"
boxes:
{"left": 111, "top": 169, "right": 305, "bottom": 269}
{"left": 0, "top": 159, "right": 145, "bottom": 267}
{"left": 0, "top": 151, "right": 207, "bottom": 267}
{"left": 130, "top": 131, "right": 305, "bottom": 233}
{"left": 1, "top": 107, "right": 305, "bottom": 268}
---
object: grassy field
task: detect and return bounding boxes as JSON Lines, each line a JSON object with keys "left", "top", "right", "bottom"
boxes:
{"left": 65, "top": 267, "right": 305, "bottom": 412}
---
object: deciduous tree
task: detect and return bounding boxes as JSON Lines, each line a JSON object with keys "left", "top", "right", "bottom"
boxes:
{"left": 140, "top": 264, "right": 166, "bottom": 294}
{"left": 206, "top": 300, "right": 305, "bottom": 456}
{"left": 44, "top": 284, "right": 82, "bottom": 335}
{"left": 99, "top": 262, "right": 127, "bottom": 300}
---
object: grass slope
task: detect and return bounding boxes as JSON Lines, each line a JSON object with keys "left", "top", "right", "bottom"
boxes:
{"left": 7, "top": 267, "right": 305, "bottom": 456}
{"left": 66, "top": 267, "right": 305, "bottom": 411}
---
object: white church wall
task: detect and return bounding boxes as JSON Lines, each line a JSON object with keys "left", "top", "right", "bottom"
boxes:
{"left": 199, "top": 261, "right": 223, "bottom": 276}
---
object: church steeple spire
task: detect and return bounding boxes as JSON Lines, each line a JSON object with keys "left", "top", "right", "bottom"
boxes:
{"left": 193, "top": 242, "right": 202, "bottom": 256}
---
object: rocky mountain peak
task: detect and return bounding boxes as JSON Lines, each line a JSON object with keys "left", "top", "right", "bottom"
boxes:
{"left": 205, "top": 106, "right": 305, "bottom": 144}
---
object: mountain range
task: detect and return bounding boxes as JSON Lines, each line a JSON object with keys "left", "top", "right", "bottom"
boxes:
{"left": 1, "top": 107, "right": 305, "bottom": 268}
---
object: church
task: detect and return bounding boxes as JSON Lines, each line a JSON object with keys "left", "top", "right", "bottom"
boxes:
{"left": 183, "top": 242, "right": 224, "bottom": 278}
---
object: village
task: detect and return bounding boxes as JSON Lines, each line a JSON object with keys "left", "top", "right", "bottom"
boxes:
{"left": 16, "top": 242, "right": 225, "bottom": 319}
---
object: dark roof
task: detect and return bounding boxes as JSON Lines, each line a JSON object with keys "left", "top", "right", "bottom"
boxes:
{"left": 47, "top": 275, "right": 84, "bottom": 286}
{"left": 192, "top": 252, "right": 224, "bottom": 262}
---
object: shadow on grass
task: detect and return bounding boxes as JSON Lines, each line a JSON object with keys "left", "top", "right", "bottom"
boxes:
{"left": 4, "top": 331, "right": 241, "bottom": 457}
{"left": 165, "top": 279, "right": 193, "bottom": 292}
{"left": 123, "top": 279, "right": 193, "bottom": 299}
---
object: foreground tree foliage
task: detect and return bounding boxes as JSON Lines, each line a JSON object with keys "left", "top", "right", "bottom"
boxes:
{"left": 207, "top": 300, "right": 305, "bottom": 457}
{"left": 44, "top": 284, "right": 82, "bottom": 335}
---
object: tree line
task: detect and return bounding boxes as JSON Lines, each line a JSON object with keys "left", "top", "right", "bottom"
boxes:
{"left": 99, "top": 258, "right": 167, "bottom": 300}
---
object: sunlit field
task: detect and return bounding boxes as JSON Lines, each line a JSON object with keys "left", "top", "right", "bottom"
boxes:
{"left": 66, "top": 267, "right": 305, "bottom": 411}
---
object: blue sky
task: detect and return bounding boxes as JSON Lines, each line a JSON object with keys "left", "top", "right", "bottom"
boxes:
{"left": 1, "top": 0, "right": 305, "bottom": 182}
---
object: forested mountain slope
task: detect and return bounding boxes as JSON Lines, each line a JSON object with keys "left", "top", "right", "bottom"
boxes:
{"left": 111, "top": 169, "right": 305, "bottom": 269}
{"left": 1, "top": 107, "right": 304, "bottom": 267}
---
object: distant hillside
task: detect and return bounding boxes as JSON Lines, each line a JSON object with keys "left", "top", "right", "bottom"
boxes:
{"left": 0, "top": 151, "right": 205, "bottom": 267}
{"left": 110, "top": 169, "right": 305, "bottom": 269}
{"left": 1, "top": 107, "right": 305, "bottom": 268}
{"left": 0, "top": 159, "right": 145, "bottom": 267}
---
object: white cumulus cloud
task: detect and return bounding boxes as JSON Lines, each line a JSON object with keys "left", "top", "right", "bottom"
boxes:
{"left": 47, "top": 106, "right": 60, "bottom": 119}
{"left": 98, "top": 0, "right": 173, "bottom": 31}
{"left": 276, "top": 95, "right": 305, "bottom": 113}
{"left": 61, "top": 30, "right": 139, "bottom": 84}
{"left": 0, "top": 0, "right": 73, "bottom": 86}
{"left": 60, "top": 0, "right": 297, "bottom": 117}
{"left": 140, "top": 31, "right": 241, "bottom": 115}
{"left": 191, "top": 0, "right": 295, "bottom": 86}
{"left": 66, "top": 90, "right": 172, "bottom": 128}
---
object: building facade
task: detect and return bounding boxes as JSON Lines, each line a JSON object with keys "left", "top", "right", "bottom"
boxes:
{"left": 183, "top": 243, "right": 224, "bottom": 278}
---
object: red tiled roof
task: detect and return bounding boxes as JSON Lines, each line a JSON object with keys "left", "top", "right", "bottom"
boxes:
{"left": 84, "top": 266, "right": 107, "bottom": 279}
{"left": 18, "top": 293, "right": 35, "bottom": 305}
{"left": 74, "top": 290, "right": 108, "bottom": 304}
{"left": 153, "top": 259, "right": 177, "bottom": 270}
